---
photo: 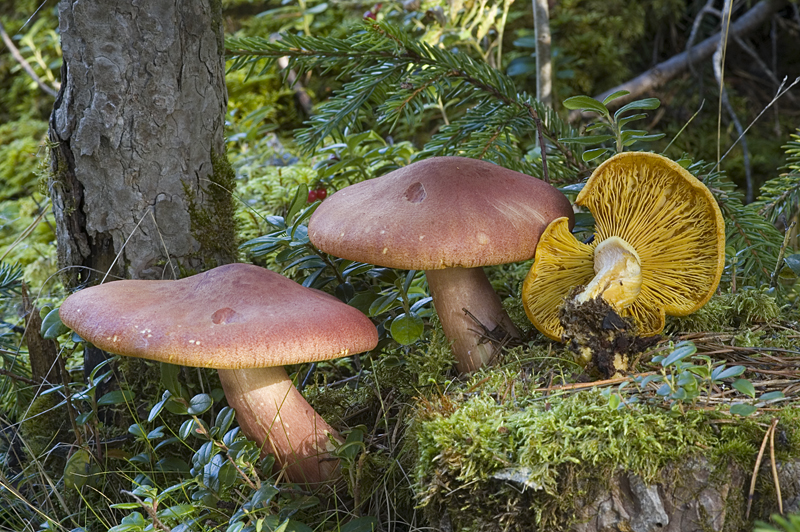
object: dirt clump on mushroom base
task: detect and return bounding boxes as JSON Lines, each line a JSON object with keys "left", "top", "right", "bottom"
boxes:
{"left": 559, "top": 287, "right": 661, "bottom": 378}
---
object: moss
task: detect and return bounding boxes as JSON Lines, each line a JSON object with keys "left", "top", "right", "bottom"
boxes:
{"left": 408, "top": 381, "right": 800, "bottom": 531}
{"left": 726, "top": 288, "right": 782, "bottom": 326}
{"left": 18, "top": 393, "right": 70, "bottom": 465}
{"left": 667, "top": 288, "right": 781, "bottom": 333}
{"left": 184, "top": 150, "right": 240, "bottom": 269}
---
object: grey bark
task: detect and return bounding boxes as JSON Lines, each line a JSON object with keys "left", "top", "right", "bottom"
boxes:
{"left": 49, "top": 0, "right": 234, "bottom": 289}
{"left": 533, "top": 0, "right": 552, "bottom": 108}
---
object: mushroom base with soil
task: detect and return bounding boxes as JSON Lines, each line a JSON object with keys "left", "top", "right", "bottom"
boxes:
{"left": 218, "top": 367, "right": 342, "bottom": 485}
{"left": 559, "top": 288, "right": 661, "bottom": 379}
{"left": 425, "top": 267, "right": 521, "bottom": 373}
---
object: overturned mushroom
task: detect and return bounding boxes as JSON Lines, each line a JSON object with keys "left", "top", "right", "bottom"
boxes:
{"left": 523, "top": 152, "right": 725, "bottom": 347}
{"left": 308, "top": 156, "right": 574, "bottom": 373}
{"left": 59, "top": 263, "right": 378, "bottom": 485}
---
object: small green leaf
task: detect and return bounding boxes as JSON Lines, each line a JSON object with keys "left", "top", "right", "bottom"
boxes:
{"left": 759, "top": 391, "right": 785, "bottom": 402}
{"left": 109, "top": 503, "right": 142, "bottom": 510}
{"left": 64, "top": 449, "right": 97, "bottom": 490}
{"left": 41, "top": 308, "right": 70, "bottom": 339}
{"left": 608, "top": 393, "right": 621, "bottom": 410}
{"left": 214, "top": 407, "right": 236, "bottom": 434}
{"left": 157, "top": 504, "right": 195, "bottom": 520}
{"left": 622, "top": 133, "right": 666, "bottom": 146}
{"left": 730, "top": 403, "right": 757, "bottom": 416}
{"left": 97, "top": 389, "right": 134, "bottom": 406}
{"left": 662, "top": 342, "right": 697, "bottom": 367}
{"left": 368, "top": 291, "right": 400, "bottom": 316}
{"left": 582, "top": 148, "right": 608, "bottom": 162}
{"left": 784, "top": 254, "right": 800, "bottom": 275}
{"left": 148, "top": 391, "right": 171, "bottom": 422}
{"left": 164, "top": 396, "right": 189, "bottom": 415}
{"left": 613, "top": 98, "right": 661, "bottom": 121}
{"left": 390, "top": 313, "right": 424, "bottom": 345}
{"left": 562, "top": 95, "right": 608, "bottom": 115}
{"left": 286, "top": 184, "right": 309, "bottom": 222}
{"left": 712, "top": 365, "right": 746, "bottom": 381}
{"left": 304, "top": 2, "right": 328, "bottom": 14}
{"left": 179, "top": 419, "right": 195, "bottom": 440}
{"left": 602, "top": 90, "right": 630, "bottom": 105}
{"left": 617, "top": 113, "right": 648, "bottom": 128}
{"left": 75, "top": 411, "right": 94, "bottom": 425}
{"left": 733, "top": 378, "right": 756, "bottom": 398}
{"left": 129, "top": 423, "right": 148, "bottom": 439}
{"left": 188, "top": 393, "right": 213, "bottom": 415}
{"left": 656, "top": 383, "right": 671, "bottom": 396}
{"left": 161, "top": 363, "right": 183, "bottom": 398}
{"left": 671, "top": 387, "right": 687, "bottom": 400}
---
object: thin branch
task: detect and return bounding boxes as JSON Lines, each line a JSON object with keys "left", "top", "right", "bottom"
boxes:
{"left": 769, "top": 418, "right": 783, "bottom": 515}
{"left": 685, "top": 0, "right": 720, "bottom": 86}
{"left": 0, "top": 366, "right": 39, "bottom": 386}
{"left": 0, "top": 19, "right": 59, "bottom": 98}
{"left": 581, "top": 0, "right": 787, "bottom": 115}
{"left": 714, "top": 0, "right": 754, "bottom": 202}
{"left": 746, "top": 417, "right": 777, "bottom": 518}
{"left": 716, "top": 75, "right": 800, "bottom": 169}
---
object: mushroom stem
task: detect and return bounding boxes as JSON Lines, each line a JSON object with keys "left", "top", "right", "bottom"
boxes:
{"left": 575, "top": 236, "right": 642, "bottom": 310}
{"left": 425, "top": 267, "right": 521, "bottom": 373}
{"left": 218, "top": 367, "right": 342, "bottom": 485}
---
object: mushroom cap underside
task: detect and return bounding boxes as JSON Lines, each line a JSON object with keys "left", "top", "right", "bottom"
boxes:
{"left": 59, "top": 263, "right": 379, "bottom": 369}
{"left": 524, "top": 152, "right": 726, "bottom": 340}
{"left": 308, "top": 156, "right": 574, "bottom": 270}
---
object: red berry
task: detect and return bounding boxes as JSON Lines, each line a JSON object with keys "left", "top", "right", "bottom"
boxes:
{"left": 364, "top": 10, "right": 376, "bottom": 19}
{"left": 307, "top": 189, "right": 319, "bottom": 203}
{"left": 315, "top": 187, "right": 328, "bottom": 200}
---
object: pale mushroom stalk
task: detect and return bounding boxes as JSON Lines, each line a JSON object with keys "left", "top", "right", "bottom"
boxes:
{"left": 425, "top": 267, "right": 521, "bottom": 372}
{"left": 575, "top": 236, "right": 643, "bottom": 310}
{"left": 218, "top": 367, "right": 340, "bottom": 485}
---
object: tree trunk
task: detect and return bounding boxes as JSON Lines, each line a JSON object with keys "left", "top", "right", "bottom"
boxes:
{"left": 48, "top": 0, "right": 236, "bottom": 379}
{"left": 49, "top": 0, "right": 236, "bottom": 289}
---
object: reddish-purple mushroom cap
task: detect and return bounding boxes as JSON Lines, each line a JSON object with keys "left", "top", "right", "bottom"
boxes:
{"left": 309, "top": 156, "right": 574, "bottom": 372}
{"left": 59, "top": 263, "right": 378, "bottom": 484}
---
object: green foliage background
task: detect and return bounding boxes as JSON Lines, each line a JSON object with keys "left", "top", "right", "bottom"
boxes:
{"left": 0, "top": 0, "right": 799, "bottom": 531}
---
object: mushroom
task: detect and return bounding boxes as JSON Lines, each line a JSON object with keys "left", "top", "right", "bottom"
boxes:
{"left": 522, "top": 152, "right": 726, "bottom": 342}
{"left": 308, "top": 156, "right": 574, "bottom": 373}
{"left": 58, "top": 263, "right": 378, "bottom": 484}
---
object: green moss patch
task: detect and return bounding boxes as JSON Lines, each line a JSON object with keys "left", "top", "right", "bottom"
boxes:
{"left": 409, "top": 386, "right": 797, "bottom": 530}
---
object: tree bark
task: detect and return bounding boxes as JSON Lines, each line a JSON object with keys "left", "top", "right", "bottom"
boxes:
{"left": 49, "top": 0, "right": 236, "bottom": 289}
{"left": 48, "top": 0, "right": 236, "bottom": 379}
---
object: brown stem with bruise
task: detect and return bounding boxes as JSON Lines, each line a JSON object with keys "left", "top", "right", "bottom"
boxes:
{"left": 425, "top": 267, "right": 521, "bottom": 373}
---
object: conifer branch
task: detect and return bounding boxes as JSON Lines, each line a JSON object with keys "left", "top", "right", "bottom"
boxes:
{"left": 226, "top": 22, "right": 582, "bottom": 177}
